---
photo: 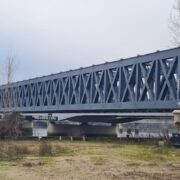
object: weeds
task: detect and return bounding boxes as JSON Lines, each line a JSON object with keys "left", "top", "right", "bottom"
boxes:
{"left": 91, "top": 156, "right": 108, "bottom": 165}
{"left": 0, "top": 140, "right": 180, "bottom": 167}
{"left": 0, "top": 140, "right": 180, "bottom": 180}
{"left": 22, "top": 162, "right": 35, "bottom": 167}
{"left": 0, "top": 140, "right": 77, "bottom": 162}
{"left": 126, "top": 161, "right": 141, "bottom": 167}
{"left": 0, "top": 142, "right": 28, "bottom": 161}
{"left": 39, "top": 141, "right": 53, "bottom": 156}
{"left": 153, "top": 147, "right": 170, "bottom": 155}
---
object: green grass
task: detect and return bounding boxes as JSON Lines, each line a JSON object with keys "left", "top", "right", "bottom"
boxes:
{"left": 39, "top": 157, "right": 55, "bottom": 165}
{"left": 0, "top": 160, "right": 17, "bottom": 167}
{"left": 121, "top": 145, "right": 180, "bottom": 164}
{"left": 126, "top": 161, "right": 141, "bottom": 167}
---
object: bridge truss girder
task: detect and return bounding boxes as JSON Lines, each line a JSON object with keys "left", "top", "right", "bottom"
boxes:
{"left": 0, "top": 48, "right": 180, "bottom": 113}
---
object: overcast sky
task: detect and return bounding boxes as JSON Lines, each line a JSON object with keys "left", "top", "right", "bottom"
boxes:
{"left": 0, "top": 0, "right": 176, "bottom": 83}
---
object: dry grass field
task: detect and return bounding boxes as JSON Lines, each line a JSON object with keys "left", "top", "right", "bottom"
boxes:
{"left": 0, "top": 140, "right": 180, "bottom": 180}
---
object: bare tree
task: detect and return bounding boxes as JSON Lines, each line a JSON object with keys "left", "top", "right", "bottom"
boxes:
{"left": 3, "top": 50, "right": 16, "bottom": 111}
{"left": 0, "top": 51, "right": 22, "bottom": 139}
{"left": 0, "top": 50, "right": 16, "bottom": 85}
{"left": 0, "top": 112, "right": 22, "bottom": 139}
{"left": 169, "top": 0, "right": 180, "bottom": 46}
{"left": 6, "top": 50, "right": 16, "bottom": 84}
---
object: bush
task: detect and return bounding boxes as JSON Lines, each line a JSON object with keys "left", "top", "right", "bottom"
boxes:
{"left": 0, "top": 142, "right": 29, "bottom": 161}
{"left": 39, "top": 141, "right": 52, "bottom": 156}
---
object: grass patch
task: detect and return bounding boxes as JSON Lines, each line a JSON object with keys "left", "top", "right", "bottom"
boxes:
{"left": 0, "top": 140, "right": 180, "bottom": 180}
{"left": 39, "top": 157, "right": 55, "bottom": 165}
{"left": 91, "top": 156, "right": 108, "bottom": 165}
{"left": 53, "top": 144, "right": 76, "bottom": 156}
{"left": 0, "top": 143, "right": 29, "bottom": 161}
{"left": 59, "top": 150, "right": 76, "bottom": 157}
{"left": 0, "top": 141, "right": 77, "bottom": 162}
{"left": 0, "top": 175, "right": 8, "bottom": 180}
{"left": 0, "top": 140, "right": 180, "bottom": 166}
{"left": 39, "top": 141, "right": 53, "bottom": 156}
{"left": 22, "top": 157, "right": 55, "bottom": 167}
{"left": 147, "top": 162, "right": 159, "bottom": 167}
{"left": 126, "top": 161, "right": 141, "bottom": 167}
{"left": 152, "top": 147, "right": 170, "bottom": 155}
{"left": 22, "top": 162, "right": 36, "bottom": 167}
{"left": 0, "top": 161, "right": 16, "bottom": 167}
{"left": 118, "top": 144, "right": 180, "bottom": 164}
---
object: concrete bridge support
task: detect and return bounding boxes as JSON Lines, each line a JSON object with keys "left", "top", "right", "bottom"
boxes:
{"left": 173, "top": 110, "right": 180, "bottom": 132}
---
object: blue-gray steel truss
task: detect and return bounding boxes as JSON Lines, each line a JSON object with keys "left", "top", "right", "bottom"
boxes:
{"left": 0, "top": 48, "right": 180, "bottom": 113}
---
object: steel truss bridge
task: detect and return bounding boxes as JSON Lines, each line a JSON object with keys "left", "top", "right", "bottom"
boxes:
{"left": 0, "top": 47, "right": 180, "bottom": 113}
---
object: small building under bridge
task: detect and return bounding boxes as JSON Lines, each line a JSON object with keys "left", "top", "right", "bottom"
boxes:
{"left": 18, "top": 113, "right": 178, "bottom": 139}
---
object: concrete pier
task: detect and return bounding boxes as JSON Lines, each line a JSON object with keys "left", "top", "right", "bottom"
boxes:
{"left": 173, "top": 110, "right": 180, "bottom": 132}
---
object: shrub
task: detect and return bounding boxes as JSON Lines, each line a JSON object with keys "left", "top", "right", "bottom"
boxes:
{"left": 0, "top": 143, "right": 29, "bottom": 161}
{"left": 39, "top": 141, "right": 52, "bottom": 156}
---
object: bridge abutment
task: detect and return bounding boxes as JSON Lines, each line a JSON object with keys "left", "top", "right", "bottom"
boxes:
{"left": 173, "top": 110, "right": 180, "bottom": 132}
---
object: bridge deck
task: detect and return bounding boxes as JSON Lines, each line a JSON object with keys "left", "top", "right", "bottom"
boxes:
{"left": 0, "top": 47, "right": 180, "bottom": 113}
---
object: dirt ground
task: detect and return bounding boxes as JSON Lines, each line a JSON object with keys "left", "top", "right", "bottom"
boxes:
{"left": 0, "top": 140, "right": 180, "bottom": 180}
